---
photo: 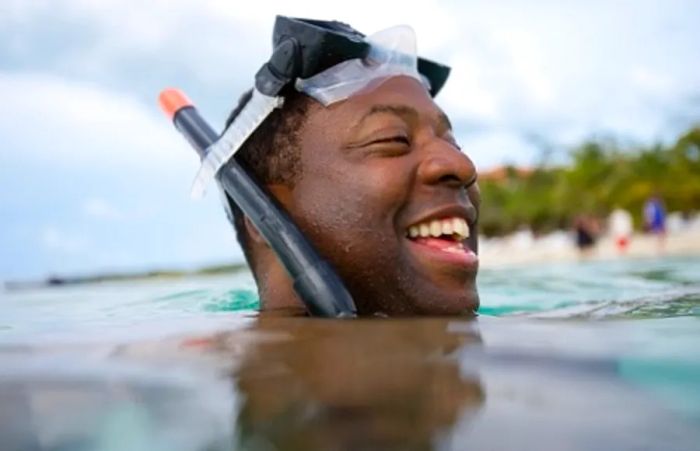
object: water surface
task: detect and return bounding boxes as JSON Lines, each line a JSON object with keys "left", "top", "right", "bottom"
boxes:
{"left": 1, "top": 256, "right": 699, "bottom": 450}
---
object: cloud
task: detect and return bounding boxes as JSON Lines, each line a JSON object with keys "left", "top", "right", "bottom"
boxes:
{"left": 439, "top": 0, "right": 700, "bottom": 151}
{"left": 0, "top": 71, "right": 242, "bottom": 280}
{"left": 3, "top": 0, "right": 699, "bottom": 147}
{"left": 40, "top": 225, "right": 89, "bottom": 255}
{"left": 0, "top": 72, "right": 194, "bottom": 171}
{"left": 82, "top": 197, "right": 124, "bottom": 221}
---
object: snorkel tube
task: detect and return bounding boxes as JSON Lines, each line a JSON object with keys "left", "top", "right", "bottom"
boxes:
{"left": 159, "top": 89, "right": 357, "bottom": 318}
{"left": 158, "top": 16, "right": 450, "bottom": 318}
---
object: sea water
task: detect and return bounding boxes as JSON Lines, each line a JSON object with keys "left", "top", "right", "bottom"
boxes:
{"left": 1, "top": 256, "right": 699, "bottom": 450}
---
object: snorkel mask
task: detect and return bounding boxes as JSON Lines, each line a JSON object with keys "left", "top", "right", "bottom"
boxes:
{"left": 159, "top": 16, "right": 450, "bottom": 318}
{"left": 193, "top": 16, "right": 450, "bottom": 197}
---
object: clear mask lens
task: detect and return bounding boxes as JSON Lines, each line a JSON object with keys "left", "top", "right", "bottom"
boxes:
{"left": 295, "top": 25, "right": 427, "bottom": 105}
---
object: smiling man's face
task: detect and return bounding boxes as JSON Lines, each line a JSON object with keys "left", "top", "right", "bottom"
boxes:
{"left": 274, "top": 76, "right": 480, "bottom": 315}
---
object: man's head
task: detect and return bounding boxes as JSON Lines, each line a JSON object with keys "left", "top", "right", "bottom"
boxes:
{"left": 226, "top": 75, "right": 480, "bottom": 316}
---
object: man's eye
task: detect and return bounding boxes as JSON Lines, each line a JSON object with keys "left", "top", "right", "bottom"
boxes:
{"left": 370, "top": 136, "right": 410, "bottom": 146}
{"left": 366, "top": 136, "right": 411, "bottom": 157}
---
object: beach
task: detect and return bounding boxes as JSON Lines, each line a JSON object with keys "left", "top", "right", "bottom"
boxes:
{"left": 480, "top": 214, "right": 700, "bottom": 268}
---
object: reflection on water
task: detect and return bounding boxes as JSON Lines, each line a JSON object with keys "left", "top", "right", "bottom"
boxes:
{"left": 0, "top": 355, "right": 235, "bottom": 451}
{"left": 0, "top": 317, "right": 485, "bottom": 451}
{"left": 230, "top": 317, "right": 484, "bottom": 451}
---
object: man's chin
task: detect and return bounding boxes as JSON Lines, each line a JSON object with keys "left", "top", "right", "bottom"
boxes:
{"left": 397, "top": 239, "right": 479, "bottom": 314}
{"left": 414, "top": 288, "right": 480, "bottom": 316}
{"left": 348, "top": 282, "right": 479, "bottom": 316}
{"left": 329, "top": 245, "right": 479, "bottom": 316}
{"left": 378, "top": 283, "right": 480, "bottom": 317}
{"left": 405, "top": 269, "right": 480, "bottom": 316}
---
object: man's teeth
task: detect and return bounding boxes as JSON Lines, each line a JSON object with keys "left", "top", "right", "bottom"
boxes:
{"left": 407, "top": 217, "right": 470, "bottom": 240}
{"left": 430, "top": 221, "right": 441, "bottom": 237}
{"left": 420, "top": 224, "right": 430, "bottom": 237}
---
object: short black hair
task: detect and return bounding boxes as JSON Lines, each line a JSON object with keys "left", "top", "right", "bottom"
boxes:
{"left": 221, "top": 89, "right": 312, "bottom": 273}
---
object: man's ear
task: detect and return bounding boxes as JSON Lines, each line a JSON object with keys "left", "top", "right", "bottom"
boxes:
{"left": 245, "top": 183, "right": 295, "bottom": 245}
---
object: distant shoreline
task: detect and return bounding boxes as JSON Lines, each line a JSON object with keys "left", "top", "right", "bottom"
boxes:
{"left": 6, "top": 224, "right": 700, "bottom": 290}
{"left": 3, "top": 262, "right": 249, "bottom": 291}
{"left": 479, "top": 224, "right": 700, "bottom": 268}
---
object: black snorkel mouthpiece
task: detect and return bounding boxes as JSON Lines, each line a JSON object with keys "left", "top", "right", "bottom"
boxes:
{"left": 159, "top": 16, "right": 451, "bottom": 318}
{"left": 159, "top": 88, "right": 357, "bottom": 318}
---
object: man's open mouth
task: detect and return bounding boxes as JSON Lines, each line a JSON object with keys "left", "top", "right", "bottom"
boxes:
{"left": 405, "top": 217, "right": 472, "bottom": 255}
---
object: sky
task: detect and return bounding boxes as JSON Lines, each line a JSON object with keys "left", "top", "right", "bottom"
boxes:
{"left": 1, "top": 0, "right": 699, "bottom": 281}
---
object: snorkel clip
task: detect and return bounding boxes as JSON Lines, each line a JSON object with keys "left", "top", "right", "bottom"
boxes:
{"left": 255, "top": 37, "right": 302, "bottom": 96}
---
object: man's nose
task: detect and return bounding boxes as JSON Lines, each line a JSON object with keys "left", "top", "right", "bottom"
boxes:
{"left": 417, "top": 139, "right": 476, "bottom": 188}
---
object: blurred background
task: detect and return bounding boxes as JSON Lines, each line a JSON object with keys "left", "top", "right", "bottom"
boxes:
{"left": 2, "top": 0, "right": 699, "bottom": 283}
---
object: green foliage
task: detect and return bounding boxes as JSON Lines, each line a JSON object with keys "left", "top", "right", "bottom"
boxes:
{"left": 479, "top": 126, "right": 700, "bottom": 237}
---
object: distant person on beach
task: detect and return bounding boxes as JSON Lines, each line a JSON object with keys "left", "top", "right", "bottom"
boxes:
{"left": 644, "top": 194, "right": 666, "bottom": 252}
{"left": 609, "top": 208, "right": 633, "bottom": 254}
{"left": 573, "top": 215, "right": 598, "bottom": 257}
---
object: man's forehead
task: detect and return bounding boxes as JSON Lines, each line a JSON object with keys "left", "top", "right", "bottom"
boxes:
{"left": 310, "top": 76, "right": 450, "bottom": 128}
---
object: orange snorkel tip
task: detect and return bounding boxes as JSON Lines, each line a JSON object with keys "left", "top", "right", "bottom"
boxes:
{"left": 158, "top": 88, "right": 193, "bottom": 120}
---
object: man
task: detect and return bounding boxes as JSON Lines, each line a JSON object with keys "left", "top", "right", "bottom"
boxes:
{"left": 222, "top": 18, "right": 480, "bottom": 316}
{"left": 609, "top": 208, "right": 633, "bottom": 254}
{"left": 644, "top": 193, "right": 666, "bottom": 252}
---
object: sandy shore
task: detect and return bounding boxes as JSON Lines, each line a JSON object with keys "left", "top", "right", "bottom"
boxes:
{"left": 479, "top": 217, "right": 700, "bottom": 268}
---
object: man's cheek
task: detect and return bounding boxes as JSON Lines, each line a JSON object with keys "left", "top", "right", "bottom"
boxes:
{"left": 363, "top": 162, "right": 411, "bottom": 196}
{"left": 311, "top": 174, "right": 376, "bottom": 218}
{"left": 301, "top": 190, "right": 370, "bottom": 232}
{"left": 289, "top": 181, "right": 354, "bottom": 233}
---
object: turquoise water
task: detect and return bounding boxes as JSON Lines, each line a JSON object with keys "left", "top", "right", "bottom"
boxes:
{"left": 1, "top": 256, "right": 699, "bottom": 450}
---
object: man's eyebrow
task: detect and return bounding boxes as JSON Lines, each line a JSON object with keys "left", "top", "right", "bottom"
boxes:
{"left": 357, "top": 104, "right": 418, "bottom": 125}
{"left": 354, "top": 104, "right": 453, "bottom": 131}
